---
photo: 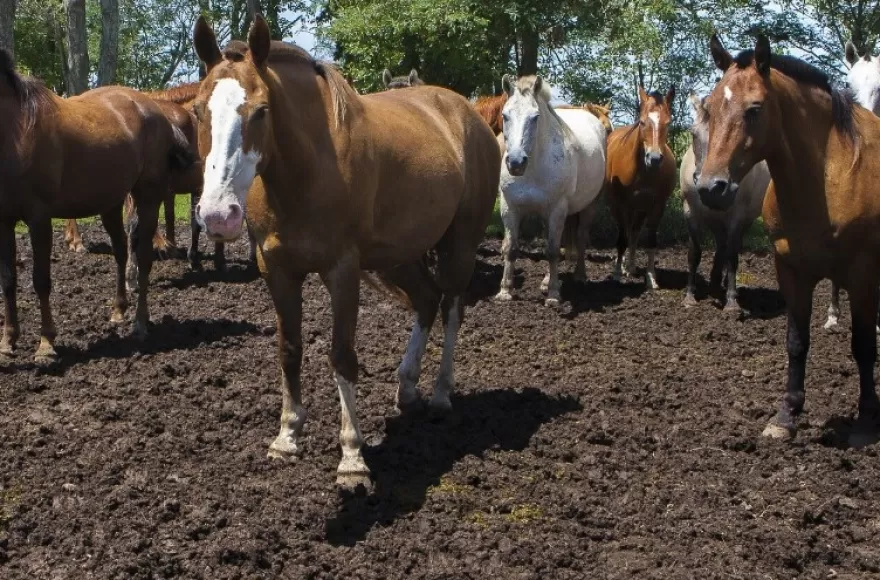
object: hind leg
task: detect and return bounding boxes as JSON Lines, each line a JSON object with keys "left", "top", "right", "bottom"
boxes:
{"left": 64, "top": 219, "right": 86, "bottom": 253}
{"left": 849, "top": 279, "right": 880, "bottom": 446}
{"left": 625, "top": 212, "right": 646, "bottom": 280}
{"left": 29, "top": 217, "right": 58, "bottom": 363}
{"left": 246, "top": 221, "right": 258, "bottom": 266}
{"left": 495, "top": 198, "right": 520, "bottom": 301}
{"left": 684, "top": 219, "right": 702, "bottom": 307}
{"left": 431, "top": 294, "right": 463, "bottom": 411}
{"left": 151, "top": 194, "right": 175, "bottom": 259}
{"left": 188, "top": 190, "right": 203, "bottom": 270}
{"left": 164, "top": 191, "right": 177, "bottom": 249}
{"left": 612, "top": 206, "right": 627, "bottom": 282}
{"left": 130, "top": 196, "right": 160, "bottom": 338}
{"left": 573, "top": 202, "right": 597, "bottom": 283}
{"left": 722, "top": 224, "right": 744, "bottom": 312}
{"left": 100, "top": 204, "right": 129, "bottom": 323}
{"left": 542, "top": 204, "right": 567, "bottom": 306}
{"left": 0, "top": 218, "right": 19, "bottom": 361}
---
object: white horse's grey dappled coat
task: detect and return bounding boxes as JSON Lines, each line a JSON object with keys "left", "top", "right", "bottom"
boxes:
{"left": 495, "top": 75, "right": 607, "bottom": 306}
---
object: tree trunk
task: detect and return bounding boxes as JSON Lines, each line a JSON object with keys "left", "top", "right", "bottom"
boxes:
{"left": 64, "top": 0, "right": 89, "bottom": 95}
{"left": 98, "top": 0, "right": 119, "bottom": 86}
{"left": 0, "top": 0, "right": 16, "bottom": 59}
{"left": 517, "top": 26, "right": 539, "bottom": 76}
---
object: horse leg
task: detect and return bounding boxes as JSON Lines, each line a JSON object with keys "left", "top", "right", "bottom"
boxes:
{"left": 495, "top": 199, "right": 519, "bottom": 301}
{"left": 164, "top": 191, "right": 176, "bottom": 250}
{"left": 188, "top": 190, "right": 203, "bottom": 270}
{"left": 64, "top": 219, "right": 86, "bottom": 253}
{"left": 624, "top": 212, "right": 643, "bottom": 279}
{"left": 100, "top": 204, "right": 129, "bottom": 324}
{"left": 247, "top": 221, "right": 258, "bottom": 266}
{"left": 0, "top": 219, "right": 19, "bottom": 362}
{"left": 710, "top": 231, "right": 726, "bottom": 289}
{"left": 684, "top": 219, "right": 701, "bottom": 307}
{"left": 722, "top": 224, "right": 744, "bottom": 312}
{"left": 848, "top": 278, "right": 880, "bottom": 446}
{"left": 613, "top": 210, "right": 627, "bottom": 282}
{"left": 542, "top": 205, "right": 566, "bottom": 307}
{"left": 763, "top": 256, "right": 815, "bottom": 439}
{"left": 375, "top": 263, "right": 441, "bottom": 410}
{"left": 265, "top": 267, "right": 308, "bottom": 461}
{"left": 573, "top": 201, "right": 597, "bottom": 284}
{"left": 824, "top": 281, "right": 841, "bottom": 330}
{"left": 30, "top": 217, "right": 58, "bottom": 363}
{"left": 643, "top": 212, "right": 662, "bottom": 291}
{"left": 320, "top": 254, "right": 370, "bottom": 487}
{"left": 131, "top": 197, "right": 160, "bottom": 338}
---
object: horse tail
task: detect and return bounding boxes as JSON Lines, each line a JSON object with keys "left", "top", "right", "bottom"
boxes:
{"left": 168, "top": 124, "right": 197, "bottom": 173}
{"left": 360, "top": 271, "right": 414, "bottom": 310}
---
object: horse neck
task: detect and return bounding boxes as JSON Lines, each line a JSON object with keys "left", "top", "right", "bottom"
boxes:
{"left": 763, "top": 76, "right": 834, "bottom": 199}
{"left": 535, "top": 98, "right": 566, "bottom": 159}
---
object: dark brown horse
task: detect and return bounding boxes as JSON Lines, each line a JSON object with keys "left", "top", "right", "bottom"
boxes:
{"left": 0, "top": 49, "right": 193, "bottom": 363}
{"left": 698, "top": 34, "right": 880, "bottom": 444}
{"left": 605, "top": 73, "right": 676, "bottom": 289}
{"left": 381, "top": 68, "right": 424, "bottom": 89}
{"left": 192, "top": 15, "right": 499, "bottom": 485}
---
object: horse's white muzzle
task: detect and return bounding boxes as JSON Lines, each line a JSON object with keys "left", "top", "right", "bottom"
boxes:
{"left": 197, "top": 194, "right": 245, "bottom": 241}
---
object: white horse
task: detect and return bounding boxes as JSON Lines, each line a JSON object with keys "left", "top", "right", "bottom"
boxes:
{"left": 680, "top": 93, "right": 770, "bottom": 311}
{"left": 495, "top": 75, "right": 607, "bottom": 306}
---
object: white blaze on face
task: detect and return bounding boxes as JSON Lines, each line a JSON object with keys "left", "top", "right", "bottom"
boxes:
{"left": 202, "top": 78, "right": 262, "bottom": 214}
{"left": 723, "top": 86, "right": 733, "bottom": 101}
{"left": 848, "top": 58, "right": 880, "bottom": 115}
{"left": 648, "top": 111, "right": 660, "bottom": 149}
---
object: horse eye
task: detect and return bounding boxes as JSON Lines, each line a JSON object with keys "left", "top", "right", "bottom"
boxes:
{"left": 744, "top": 105, "right": 762, "bottom": 124}
{"left": 251, "top": 105, "right": 269, "bottom": 122}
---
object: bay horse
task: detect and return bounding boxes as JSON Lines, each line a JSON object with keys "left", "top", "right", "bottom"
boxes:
{"left": 192, "top": 15, "right": 499, "bottom": 486}
{"left": 681, "top": 92, "right": 770, "bottom": 311}
{"left": 382, "top": 68, "right": 424, "bottom": 89}
{"left": 698, "top": 34, "right": 880, "bottom": 443}
{"left": 0, "top": 49, "right": 193, "bottom": 363}
{"left": 494, "top": 75, "right": 607, "bottom": 306}
{"left": 605, "top": 73, "right": 676, "bottom": 289}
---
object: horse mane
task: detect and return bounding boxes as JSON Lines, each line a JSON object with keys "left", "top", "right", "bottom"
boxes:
{"left": 146, "top": 81, "right": 200, "bottom": 105}
{"left": 734, "top": 49, "right": 858, "bottom": 144}
{"left": 221, "top": 40, "right": 355, "bottom": 128}
{"left": 0, "top": 48, "right": 57, "bottom": 154}
{"left": 473, "top": 93, "right": 507, "bottom": 134}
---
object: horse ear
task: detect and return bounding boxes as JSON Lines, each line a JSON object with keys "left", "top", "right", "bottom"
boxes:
{"left": 710, "top": 33, "right": 732, "bottom": 72}
{"left": 409, "top": 69, "right": 420, "bottom": 85}
{"left": 247, "top": 14, "right": 271, "bottom": 70}
{"left": 382, "top": 69, "right": 392, "bottom": 87}
{"left": 194, "top": 16, "right": 222, "bottom": 71}
{"left": 502, "top": 74, "right": 514, "bottom": 96}
{"left": 754, "top": 34, "right": 771, "bottom": 76}
{"left": 846, "top": 41, "right": 859, "bottom": 66}
{"left": 638, "top": 85, "right": 649, "bottom": 107}
{"left": 688, "top": 92, "right": 706, "bottom": 123}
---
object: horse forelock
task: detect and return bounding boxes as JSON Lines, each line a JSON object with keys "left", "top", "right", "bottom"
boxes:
{"left": 514, "top": 76, "right": 552, "bottom": 103}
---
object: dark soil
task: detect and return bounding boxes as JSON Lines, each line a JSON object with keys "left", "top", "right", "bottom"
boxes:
{"left": 2, "top": 225, "right": 879, "bottom": 579}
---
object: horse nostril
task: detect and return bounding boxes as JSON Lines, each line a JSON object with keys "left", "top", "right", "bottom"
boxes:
{"left": 692, "top": 171, "right": 698, "bottom": 185}
{"left": 228, "top": 204, "right": 242, "bottom": 220}
{"left": 710, "top": 178, "right": 728, "bottom": 195}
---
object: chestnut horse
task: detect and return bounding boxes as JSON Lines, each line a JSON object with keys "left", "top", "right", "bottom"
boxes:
{"left": 698, "top": 34, "right": 880, "bottom": 443}
{"left": 605, "top": 74, "right": 676, "bottom": 289}
{"left": 192, "top": 16, "right": 499, "bottom": 485}
{"left": 0, "top": 50, "right": 193, "bottom": 363}
{"left": 382, "top": 68, "right": 424, "bottom": 89}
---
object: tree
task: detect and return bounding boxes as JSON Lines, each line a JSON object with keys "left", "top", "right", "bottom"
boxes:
{"left": 98, "top": 0, "right": 119, "bottom": 85}
{"left": 64, "top": 0, "right": 89, "bottom": 95}
{"left": 0, "top": 0, "right": 16, "bottom": 58}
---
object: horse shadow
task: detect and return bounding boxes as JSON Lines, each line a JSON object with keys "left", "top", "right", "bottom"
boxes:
{"left": 43, "top": 316, "right": 259, "bottom": 374}
{"left": 157, "top": 262, "right": 260, "bottom": 289}
{"left": 324, "top": 387, "right": 582, "bottom": 546}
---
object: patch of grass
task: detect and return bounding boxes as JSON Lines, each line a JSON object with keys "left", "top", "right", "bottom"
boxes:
{"left": 14, "top": 195, "right": 193, "bottom": 235}
{"left": 467, "top": 511, "right": 490, "bottom": 528}
{"left": 505, "top": 503, "right": 544, "bottom": 523}
{"left": 427, "top": 476, "right": 471, "bottom": 496}
{"left": 0, "top": 486, "right": 21, "bottom": 530}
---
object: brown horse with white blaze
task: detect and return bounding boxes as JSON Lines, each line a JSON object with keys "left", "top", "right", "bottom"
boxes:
{"left": 0, "top": 49, "right": 193, "bottom": 363}
{"left": 192, "top": 16, "right": 500, "bottom": 485}
{"left": 698, "top": 34, "right": 880, "bottom": 443}
{"left": 605, "top": 72, "right": 676, "bottom": 288}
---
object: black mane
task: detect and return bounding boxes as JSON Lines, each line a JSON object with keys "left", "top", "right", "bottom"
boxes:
{"left": 733, "top": 49, "right": 857, "bottom": 143}
{"left": 0, "top": 48, "right": 56, "bottom": 153}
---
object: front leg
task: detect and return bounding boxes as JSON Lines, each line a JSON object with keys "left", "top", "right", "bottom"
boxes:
{"left": 188, "top": 190, "right": 203, "bottom": 270}
{"left": 29, "top": 217, "right": 58, "bottom": 363}
{"left": 763, "top": 255, "right": 815, "bottom": 439}
{"left": 321, "top": 253, "right": 371, "bottom": 488}
{"left": 495, "top": 197, "right": 520, "bottom": 301}
{"left": 722, "top": 225, "right": 744, "bottom": 312}
{"left": 265, "top": 263, "right": 308, "bottom": 461}
{"left": 683, "top": 220, "right": 701, "bottom": 307}
{"left": 543, "top": 204, "right": 567, "bottom": 307}
{"left": 131, "top": 198, "right": 160, "bottom": 338}
{"left": 0, "top": 218, "right": 19, "bottom": 362}
{"left": 848, "top": 277, "right": 880, "bottom": 447}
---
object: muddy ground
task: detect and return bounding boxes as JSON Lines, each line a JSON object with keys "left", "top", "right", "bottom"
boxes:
{"left": 1, "top": 224, "right": 879, "bottom": 579}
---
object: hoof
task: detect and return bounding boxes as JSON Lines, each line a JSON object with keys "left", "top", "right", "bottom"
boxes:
{"left": 762, "top": 421, "right": 795, "bottom": 440}
{"left": 645, "top": 277, "right": 659, "bottom": 291}
{"left": 428, "top": 393, "right": 453, "bottom": 413}
{"left": 34, "top": 346, "right": 59, "bottom": 366}
{"left": 336, "top": 458, "right": 372, "bottom": 490}
{"left": 723, "top": 302, "right": 741, "bottom": 315}
{"left": 683, "top": 294, "right": 697, "bottom": 308}
{"left": 494, "top": 290, "right": 513, "bottom": 302}
{"left": 544, "top": 296, "right": 561, "bottom": 308}
{"left": 396, "top": 386, "right": 423, "bottom": 411}
{"left": 109, "top": 310, "right": 126, "bottom": 324}
{"left": 68, "top": 241, "right": 86, "bottom": 254}
{"left": 267, "top": 438, "right": 302, "bottom": 461}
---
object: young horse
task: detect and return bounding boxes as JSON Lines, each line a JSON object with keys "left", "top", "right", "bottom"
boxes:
{"left": 698, "top": 34, "right": 880, "bottom": 443}
{"left": 192, "top": 16, "right": 499, "bottom": 485}
{"left": 681, "top": 92, "right": 770, "bottom": 311}
{"left": 382, "top": 68, "right": 424, "bottom": 89}
{"left": 605, "top": 78, "right": 676, "bottom": 289}
{"left": 495, "top": 75, "right": 607, "bottom": 306}
{"left": 0, "top": 50, "right": 193, "bottom": 363}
